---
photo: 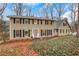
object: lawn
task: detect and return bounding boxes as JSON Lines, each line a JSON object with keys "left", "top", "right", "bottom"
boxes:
{"left": 30, "top": 36, "right": 79, "bottom": 56}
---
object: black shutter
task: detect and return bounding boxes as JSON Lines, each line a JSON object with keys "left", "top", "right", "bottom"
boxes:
{"left": 28, "top": 30, "right": 30, "bottom": 37}
{"left": 37, "top": 20, "right": 39, "bottom": 24}
{"left": 23, "top": 30, "right": 24, "bottom": 37}
{"left": 23, "top": 19, "right": 24, "bottom": 24}
{"left": 41, "top": 20, "right": 42, "bottom": 24}
{"left": 13, "top": 30, "right": 15, "bottom": 38}
{"left": 20, "top": 18, "right": 21, "bottom": 24}
{"left": 13, "top": 18, "right": 15, "bottom": 24}
{"left": 20, "top": 30, "right": 21, "bottom": 37}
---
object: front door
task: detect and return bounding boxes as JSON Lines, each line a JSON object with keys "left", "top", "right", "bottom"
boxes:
{"left": 32, "top": 29, "right": 38, "bottom": 38}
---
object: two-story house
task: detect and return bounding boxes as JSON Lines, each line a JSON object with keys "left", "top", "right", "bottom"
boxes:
{"left": 8, "top": 16, "right": 71, "bottom": 40}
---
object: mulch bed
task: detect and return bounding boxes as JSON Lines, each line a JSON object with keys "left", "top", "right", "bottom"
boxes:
{"left": 0, "top": 39, "right": 39, "bottom": 56}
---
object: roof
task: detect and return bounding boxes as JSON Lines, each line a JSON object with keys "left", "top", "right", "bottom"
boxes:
{"left": 7, "top": 16, "right": 55, "bottom": 21}
{"left": 54, "top": 18, "right": 71, "bottom": 30}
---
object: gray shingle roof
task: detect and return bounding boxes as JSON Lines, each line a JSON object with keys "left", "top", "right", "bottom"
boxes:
{"left": 7, "top": 16, "right": 55, "bottom": 21}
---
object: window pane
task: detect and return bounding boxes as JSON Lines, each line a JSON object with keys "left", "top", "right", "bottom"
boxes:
{"left": 15, "top": 30, "right": 20, "bottom": 37}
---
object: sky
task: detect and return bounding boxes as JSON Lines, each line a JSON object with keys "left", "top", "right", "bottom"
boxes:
{"left": 3, "top": 3, "right": 44, "bottom": 16}
{"left": 2, "top": 3, "right": 72, "bottom": 23}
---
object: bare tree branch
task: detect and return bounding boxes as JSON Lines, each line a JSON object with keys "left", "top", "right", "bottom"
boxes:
{"left": 0, "top": 3, "right": 7, "bottom": 16}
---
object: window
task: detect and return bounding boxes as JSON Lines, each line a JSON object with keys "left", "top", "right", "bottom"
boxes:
{"left": 25, "top": 19, "right": 28, "bottom": 24}
{"left": 24, "top": 30, "right": 30, "bottom": 37}
{"left": 40, "top": 20, "right": 42, "bottom": 24}
{"left": 55, "top": 29, "right": 58, "bottom": 33}
{"left": 63, "top": 22, "right": 67, "bottom": 26}
{"left": 45, "top": 20, "right": 49, "bottom": 25}
{"left": 13, "top": 30, "right": 22, "bottom": 38}
{"left": 25, "top": 31, "right": 28, "bottom": 36}
{"left": 32, "top": 19, "right": 34, "bottom": 24}
{"left": 60, "top": 29, "right": 62, "bottom": 33}
{"left": 37, "top": 20, "right": 39, "bottom": 24}
{"left": 41, "top": 30, "right": 45, "bottom": 36}
{"left": 46, "top": 30, "right": 52, "bottom": 36}
{"left": 47, "top": 20, "right": 48, "bottom": 24}
{"left": 23, "top": 30, "right": 24, "bottom": 37}
{"left": 15, "top": 30, "right": 20, "bottom": 37}
{"left": 66, "top": 29, "right": 67, "bottom": 33}
{"left": 34, "top": 20, "right": 37, "bottom": 24}
{"left": 28, "top": 19, "right": 30, "bottom": 24}
{"left": 50, "top": 30, "right": 52, "bottom": 35}
{"left": 45, "top": 20, "right": 47, "bottom": 25}
{"left": 50, "top": 21, "right": 53, "bottom": 25}
{"left": 16, "top": 19, "right": 20, "bottom": 23}
{"left": 20, "top": 18, "right": 21, "bottom": 24}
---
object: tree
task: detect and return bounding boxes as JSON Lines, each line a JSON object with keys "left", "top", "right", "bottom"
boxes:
{"left": 12, "top": 3, "right": 33, "bottom": 16}
{"left": 52, "top": 3, "right": 67, "bottom": 35}
{"left": 39, "top": 3, "right": 49, "bottom": 18}
{"left": 68, "top": 3, "right": 77, "bottom": 32}
{"left": 49, "top": 4, "right": 54, "bottom": 19}
{"left": 0, "top": 17, "right": 9, "bottom": 42}
{"left": 76, "top": 3, "right": 79, "bottom": 37}
{"left": 12, "top": 3, "right": 23, "bottom": 16}
{"left": 0, "top": 3, "right": 7, "bottom": 16}
{"left": 53, "top": 3, "right": 67, "bottom": 20}
{"left": 0, "top": 3, "right": 8, "bottom": 43}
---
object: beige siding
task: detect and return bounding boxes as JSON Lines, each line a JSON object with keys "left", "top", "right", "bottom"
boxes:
{"left": 10, "top": 18, "right": 71, "bottom": 39}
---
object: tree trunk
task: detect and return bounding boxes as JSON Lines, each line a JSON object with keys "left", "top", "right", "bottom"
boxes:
{"left": 76, "top": 3, "right": 79, "bottom": 37}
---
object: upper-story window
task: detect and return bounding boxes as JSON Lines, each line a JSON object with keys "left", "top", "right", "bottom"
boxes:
{"left": 28, "top": 19, "right": 30, "bottom": 24}
{"left": 63, "top": 22, "right": 67, "bottom": 26}
{"left": 20, "top": 18, "right": 22, "bottom": 24}
{"left": 45, "top": 20, "right": 48, "bottom": 25}
{"left": 34, "top": 20, "right": 37, "bottom": 24}
{"left": 40, "top": 20, "right": 42, "bottom": 24}
{"left": 21, "top": 18, "right": 30, "bottom": 24}
{"left": 16, "top": 19, "right": 20, "bottom": 23}
{"left": 32, "top": 19, "right": 34, "bottom": 24}
{"left": 37, "top": 20, "right": 39, "bottom": 24}
{"left": 13, "top": 18, "right": 21, "bottom": 24}
{"left": 47, "top": 20, "right": 48, "bottom": 24}
{"left": 50, "top": 21, "right": 53, "bottom": 25}
{"left": 25, "top": 19, "right": 28, "bottom": 24}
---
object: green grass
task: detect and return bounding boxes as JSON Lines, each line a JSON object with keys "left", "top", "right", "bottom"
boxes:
{"left": 30, "top": 36, "right": 79, "bottom": 56}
